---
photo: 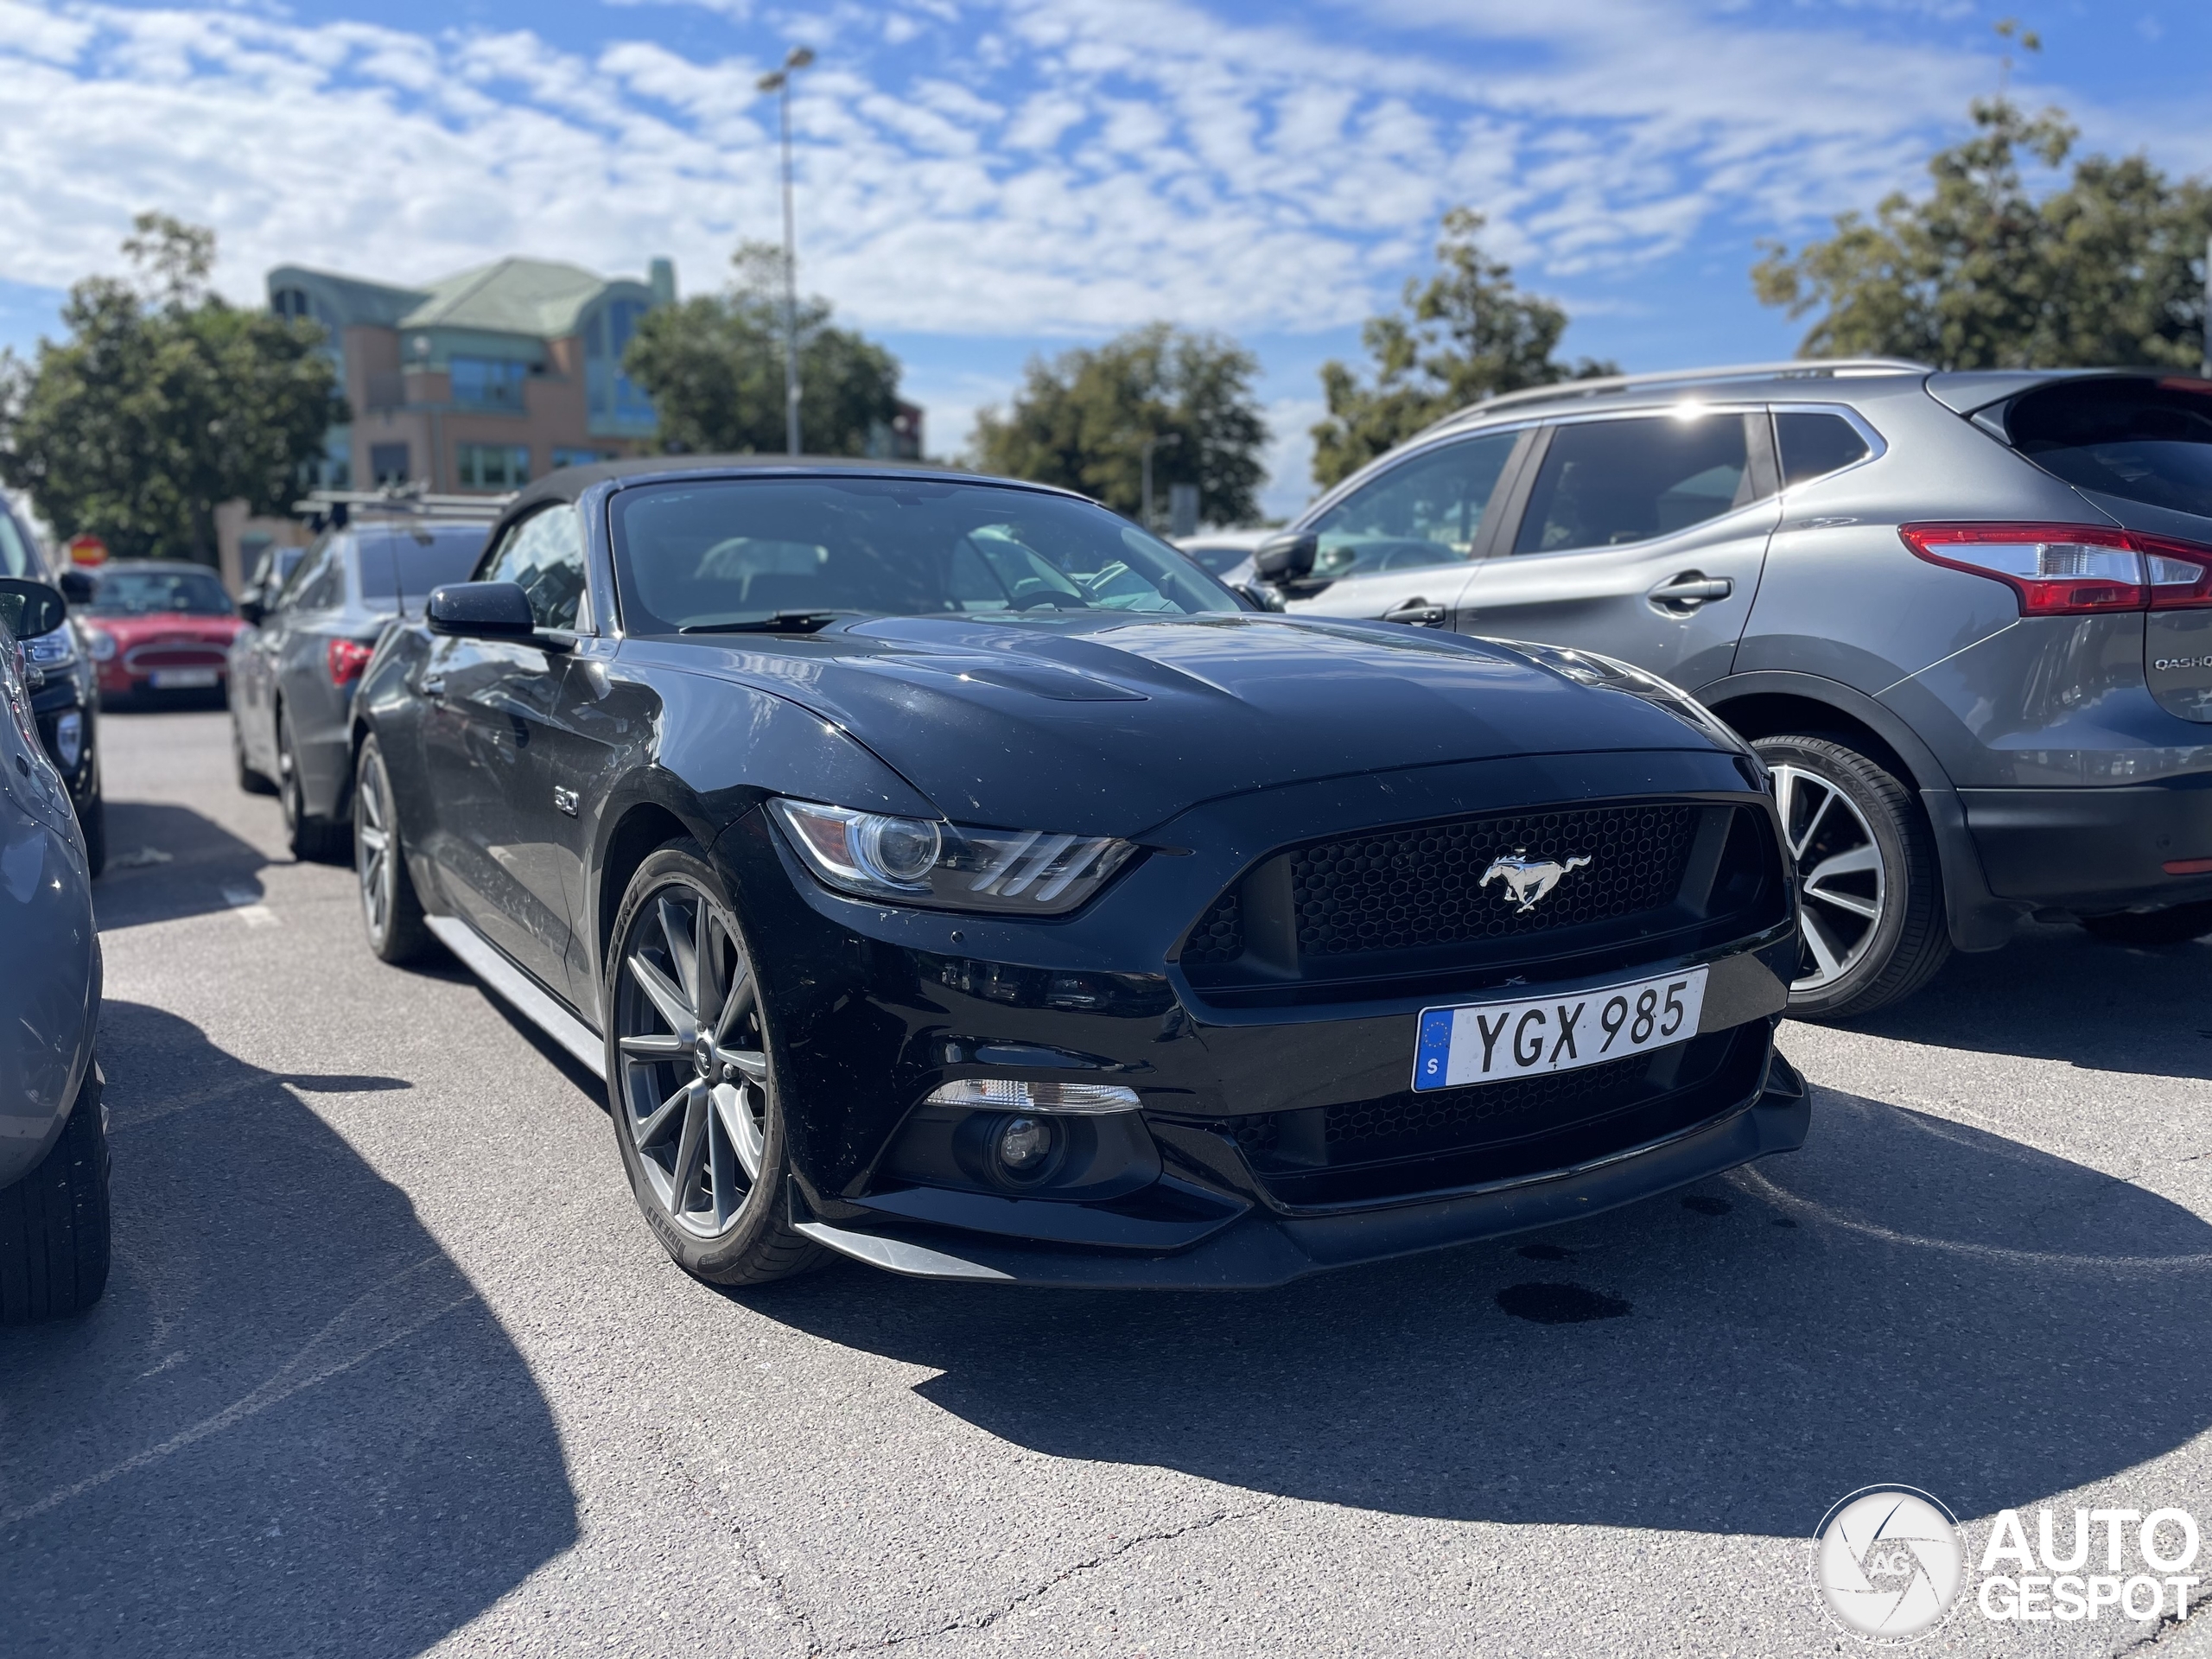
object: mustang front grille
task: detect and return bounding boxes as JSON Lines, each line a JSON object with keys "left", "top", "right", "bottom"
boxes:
{"left": 1290, "top": 804, "right": 1696, "bottom": 957}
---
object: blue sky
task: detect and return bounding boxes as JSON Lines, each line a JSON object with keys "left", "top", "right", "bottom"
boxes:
{"left": 3, "top": 0, "right": 2210, "bottom": 517}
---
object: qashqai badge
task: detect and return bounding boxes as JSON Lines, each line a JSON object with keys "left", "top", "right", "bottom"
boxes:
{"left": 1479, "top": 849, "right": 1590, "bottom": 912}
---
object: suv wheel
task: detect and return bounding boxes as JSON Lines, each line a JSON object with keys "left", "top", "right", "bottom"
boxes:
{"left": 1754, "top": 735, "right": 1951, "bottom": 1020}
{"left": 0, "top": 1064, "right": 110, "bottom": 1325}
{"left": 606, "top": 842, "right": 824, "bottom": 1287}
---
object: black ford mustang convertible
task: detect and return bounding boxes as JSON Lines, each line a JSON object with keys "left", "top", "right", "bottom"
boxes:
{"left": 351, "top": 457, "right": 1807, "bottom": 1288}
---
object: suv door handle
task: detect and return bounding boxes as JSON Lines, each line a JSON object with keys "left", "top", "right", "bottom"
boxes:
{"left": 420, "top": 674, "right": 446, "bottom": 699}
{"left": 1382, "top": 598, "right": 1448, "bottom": 626}
{"left": 1647, "top": 574, "right": 1734, "bottom": 609}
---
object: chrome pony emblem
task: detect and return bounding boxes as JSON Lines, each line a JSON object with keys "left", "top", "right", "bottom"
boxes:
{"left": 1480, "top": 849, "right": 1591, "bottom": 912}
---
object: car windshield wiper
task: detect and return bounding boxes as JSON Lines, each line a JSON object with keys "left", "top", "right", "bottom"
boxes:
{"left": 680, "top": 611, "right": 866, "bottom": 635}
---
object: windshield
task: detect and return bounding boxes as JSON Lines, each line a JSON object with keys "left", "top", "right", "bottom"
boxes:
{"left": 609, "top": 476, "right": 1235, "bottom": 634}
{"left": 87, "top": 567, "right": 235, "bottom": 617}
{"left": 2010, "top": 378, "right": 2212, "bottom": 520}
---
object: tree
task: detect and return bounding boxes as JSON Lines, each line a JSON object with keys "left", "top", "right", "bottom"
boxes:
{"left": 0, "top": 213, "right": 341, "bottom": 564}
{"left": 1752, "top": 80, "right": 2212, "bottom": 369}
{"left": 1309, "top": 209, "right": 1616, "bottom": 490}
{"left": 970, "top": 323, "right": 1268, "bottom": 527}
{"left": 623, "top": 243, "right": 903, "bottom": 456}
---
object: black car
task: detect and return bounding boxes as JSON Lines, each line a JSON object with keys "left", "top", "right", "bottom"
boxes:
{"left": 231, "top": 518, "right": 489, "bottom": 859}
{"left": 1, "top": 500, "right": 103, "bottom": 874}
{"left": 348, "top": 459, "right": 1806, "bottom": 1288}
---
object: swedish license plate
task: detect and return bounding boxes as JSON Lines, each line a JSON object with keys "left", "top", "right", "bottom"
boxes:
{"left": 149, "top": 668, "right": 218, "bottom": 689}
{"left": 1412, "top": 966, "right": 1707, "bottom": 1091}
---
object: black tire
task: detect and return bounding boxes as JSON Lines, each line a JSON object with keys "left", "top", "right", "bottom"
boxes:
{"left": 1754, "top": 734, "right": 1951, "bottom": 1020}
{"left": 0, "top": 1063, "right": 111, "bottom": 1325}
{"left": 77, "top": 771, "right": 106, "bottom": 880}
{"left": 234, "top": 718, "right": 277, "bottom": 796}
{"left": 2082, "top": 901, "right": 2212, "bottom": 947}
{"left": 606, "top": 842, "right": 824, "bottom": 1287}
{"left": 354, "top": 734, "right": 434, "bottom": 964}
{"left": 277, "top": 705, "right": 349, "bottom": 863}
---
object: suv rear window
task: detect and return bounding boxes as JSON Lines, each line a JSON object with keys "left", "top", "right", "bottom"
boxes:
{"left": 2007, "top": 378, "right": 2212, "bottom": 518}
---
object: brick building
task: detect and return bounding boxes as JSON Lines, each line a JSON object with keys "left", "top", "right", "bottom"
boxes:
{"left": 266, "top": 255, "right": 674, "bottom": 495}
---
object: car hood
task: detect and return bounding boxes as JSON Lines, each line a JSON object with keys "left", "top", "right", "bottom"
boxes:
{"left": 666, "top": 613, "right": 1721, "bottom": 837}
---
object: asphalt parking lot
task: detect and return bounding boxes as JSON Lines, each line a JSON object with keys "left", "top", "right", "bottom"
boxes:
{"left": 4, "top": 708, "right": 2211, "bottom": 1659}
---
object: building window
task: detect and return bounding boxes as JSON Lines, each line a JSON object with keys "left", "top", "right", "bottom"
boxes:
{"left": 272, "top": 287, "right": 311, "bottom": 319}
{"left": 370, "top": 442, "right": 410, "bottom": 486}
{"left": 550, "top": 448, "right": 613, "bottom": 471}
{"left": 456, "top": 443, "right": 531, "bottom": 491}
{"left": 450, "top": 356, "right": 530, "bottom": 413}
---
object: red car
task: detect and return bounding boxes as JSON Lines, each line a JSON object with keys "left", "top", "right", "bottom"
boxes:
{"left": 73, "top": 562, "right": 246, "bottom": 703}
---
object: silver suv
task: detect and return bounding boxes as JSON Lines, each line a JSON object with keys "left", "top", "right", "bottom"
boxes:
{"left": 1248, "top": 359, "right": 2212, "bottom": 1017}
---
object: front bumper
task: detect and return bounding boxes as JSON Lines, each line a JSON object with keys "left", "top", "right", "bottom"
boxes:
{"left": 791, "top": 1051, "right": 1808, "bottom": 1288}
{"left": 1961, "top": 778, "right": 2212, "bottom": 912}
{"left": 709, "top": 750, "right": 1805, "bottom": 1288}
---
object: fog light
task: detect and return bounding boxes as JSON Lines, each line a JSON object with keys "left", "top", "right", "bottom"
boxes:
{"left": 53, "top": 711, "right": 82, "bottom": 771}
{"left": 995, "top": 1115, "right": 1057, "bottom": 1178}
{"left": 925, "top": 1077, "right": 1141, "bottom": 1115}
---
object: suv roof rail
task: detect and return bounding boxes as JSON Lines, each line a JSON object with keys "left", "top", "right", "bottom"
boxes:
{"left": 291, "top": 486, "right": 516, "bottom": 530}
{"left": 1432, "top": 357, "right": 1936, "bottom": 429}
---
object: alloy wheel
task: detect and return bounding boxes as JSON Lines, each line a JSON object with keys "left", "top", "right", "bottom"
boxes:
{"left": 613, "top": 881, "right": 769, "bottom": 1239}
{"left": 355, "top": 748, "right": 392, "bottom": 941}
{"left": 1771, "top": 763, "right": 1887, "bottom": 993}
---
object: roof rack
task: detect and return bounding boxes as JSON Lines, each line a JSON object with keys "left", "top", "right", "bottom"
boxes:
{"left": 291, "top": 485, "right": 516, "bottom": 531}
{"left": 1429, "top": 357, "right": 1935, "bottom": 431}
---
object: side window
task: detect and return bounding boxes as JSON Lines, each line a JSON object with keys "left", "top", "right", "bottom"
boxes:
{"left": 1513, "top": 414, "right": 1762, "bottom": 555}
{"left": 279, "top": 542, "right": 342, "bottom": 612}
{"left": 1307, "top": 431, "right": 1519, "bottom": 581}
{"left": 1777, "top": 412, "right": 1872, "bottom": 486}
{"left": 482, "top": 505, "right": 587, "bottom": 632}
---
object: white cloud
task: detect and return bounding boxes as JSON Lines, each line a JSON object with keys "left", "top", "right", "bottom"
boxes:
{"left": 0, "top": 0, "right": 2018, "bottom": 340}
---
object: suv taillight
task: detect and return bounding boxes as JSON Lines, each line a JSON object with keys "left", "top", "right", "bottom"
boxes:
{"left": 1900, "top": 523, "right": 2212, "bottom": 616}
{"left": 327, "top": 638, "right": 375, "bottom": 686}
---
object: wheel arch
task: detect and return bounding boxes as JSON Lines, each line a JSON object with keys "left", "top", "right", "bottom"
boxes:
{"left": 1699, "top": 671, "right": 2022, "bottom": 952}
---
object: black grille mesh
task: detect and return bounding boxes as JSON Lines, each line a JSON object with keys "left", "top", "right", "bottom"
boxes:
{"left": 1326, "top": 1051, "right": 1653, "bottom": 1154}
{"left": 1183, "top": 888, "right": 1244, "bottom": 966}
{"left": 1290, "top": 804, "right": 1696, "bottom": 957}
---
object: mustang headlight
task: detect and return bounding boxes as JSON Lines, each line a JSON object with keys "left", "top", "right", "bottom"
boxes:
{"left": 1498, "top": 639, "right": 1750, "bottom": 756}
{"left": 769, "top": 798, "right": 1138, "bottom": 914}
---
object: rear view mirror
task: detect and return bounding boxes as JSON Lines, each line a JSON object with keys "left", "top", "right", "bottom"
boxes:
{"left": 1253, "top": 531, "right": 1317, "bottom": 583}
{"left": 238, "top": 596, "right": 266, "bottom": 627}
{"left": 0, "top": 578, "right": 67, "bottom": 642}
{"left": 56, "top": 569, "right": 94, "bottom": 607}
{"left": 427, "top": 581, "right": 535, "bottom": 639}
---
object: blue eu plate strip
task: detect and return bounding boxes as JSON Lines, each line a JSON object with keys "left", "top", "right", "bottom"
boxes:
{"left": 1414, "top": 1007, "right": 1455, "bottom": 1092}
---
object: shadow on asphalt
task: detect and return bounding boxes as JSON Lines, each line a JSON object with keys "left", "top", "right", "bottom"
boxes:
{"left": 1841, "top": 918, "right": 2212, "bottom": 1081}
{"left": 0, "top": 1001, "right": 575, "bottom": 1659}
{"left": 744, "top": 1080, "right": 2212, "bottom": 1539}
{"left": 92, "top": 801, "right": 270, "bottom": 931}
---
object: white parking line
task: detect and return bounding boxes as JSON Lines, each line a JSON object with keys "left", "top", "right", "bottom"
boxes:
{"left": 219, "top": 884, "right": 278, "bottom": 927}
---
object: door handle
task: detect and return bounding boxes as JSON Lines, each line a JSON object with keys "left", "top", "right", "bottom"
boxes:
{"left": 420, "top": 674, "right": 446, "bottom": 699}
{"left": 1382, "top": 598, "right": 1448, "bottom": 626}
{"left": 1647, "top": 574, "right": 1734, "bottom": 610}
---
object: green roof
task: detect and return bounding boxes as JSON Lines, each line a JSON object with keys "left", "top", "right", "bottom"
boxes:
{"left": 397, "top": 257, "right": 635, "bottom": 339}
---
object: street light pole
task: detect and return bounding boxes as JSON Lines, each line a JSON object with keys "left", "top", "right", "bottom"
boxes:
{"left": 757, "top": 47, "right": 814, "bottom": 457}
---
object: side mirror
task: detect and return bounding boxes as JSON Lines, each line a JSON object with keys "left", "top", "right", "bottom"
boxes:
{"left": 0, "top": 578, "right": 67, "bottom": 643}
{"left": 56, "top": 569, "right": 95, "bottom": 607}
{"left": 1236, "top": 581, "right": 1287, "bottom": 613}
{"left": 1253, "top": 530, "right": 1318, "bottom": 583}
{"left": 427, "top": 581, "right": 536, "bottom": 639}
{"left": 238, "top": 595, "right": 266, "bottom": 627}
